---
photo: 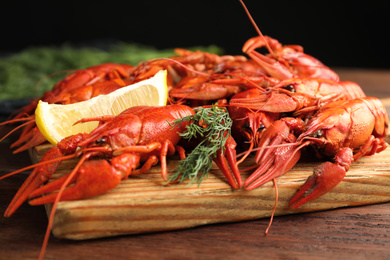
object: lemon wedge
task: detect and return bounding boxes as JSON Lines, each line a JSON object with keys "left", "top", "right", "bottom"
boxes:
{"left": 35, "top": 70, "right": 168, "bottom": 145}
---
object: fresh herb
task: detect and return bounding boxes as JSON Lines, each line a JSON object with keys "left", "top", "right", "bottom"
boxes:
{"left": 169, "top": 105, "right": 232, "bottom": 185}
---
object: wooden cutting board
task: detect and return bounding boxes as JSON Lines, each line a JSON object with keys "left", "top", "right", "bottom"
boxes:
{"left": 29, "top": 138, "right": 390, "bottom": 241}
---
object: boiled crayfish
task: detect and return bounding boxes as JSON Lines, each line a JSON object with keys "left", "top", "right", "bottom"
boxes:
{"left": 3, "top": 104, "right": 244, "bottom": 217}
{"left": 1, "top": 0, "right": 387, "bottom": 214}
{"left": 245, "top": 97, "right": 388, "bottom": 209}
{"left": 239, "top": 0, "right": 340, "bottom": 82}
{"left": 0, "top": 63, "right": 135, "bottom": 153}
{"left": 2, "top": 103, "right": 244, "bottom": 260}
{"left": 1, "top": 2, "right": 389, "bottom": 260}
{"left": 3, "top": 105, "right": 193, "bottom": 217}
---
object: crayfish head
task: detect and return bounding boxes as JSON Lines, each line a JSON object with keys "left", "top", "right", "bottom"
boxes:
{"left": 301, "top": 122, "right": 349, "bottom": 158}
{"left": 238, "top": 120, "right": 266, "bottom": 147}
{"left": 57, "top": 133, "right": 89, "bottom": 155}
{"left": 229, "top": 105, "right": 278, "bottom": 145}
{"left": 274, "top": 78, "right": 302, "bottom": 93}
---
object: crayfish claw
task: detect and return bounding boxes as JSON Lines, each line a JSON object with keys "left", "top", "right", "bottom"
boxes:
{"left": 213, "top": 136, "right": 243, "bottom": 189}
{"left": 288, "top": 161, "right": 346, "bottom": 209}
{"left": 29, "top": 159, "right": 123, "bottom": 205}
{"left": 245, "top": 134, "right": 301, "bottom": 190}
{"left": 289, "top": 147, "right": 352, "bottom": 209}
{"left": 244, "top": 118, "right": 304, "bottom": 190}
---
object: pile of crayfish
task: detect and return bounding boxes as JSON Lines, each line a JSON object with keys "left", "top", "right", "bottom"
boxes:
{"left": 0, "top": 0, "right": 388, "bottom": 246}
{"left": 2, "top": 35, "right": 388, "bottom": 212}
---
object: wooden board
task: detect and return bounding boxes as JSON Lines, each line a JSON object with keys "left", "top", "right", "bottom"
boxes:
{"left": 29, "top": 139, "right": 390, "bottom": 241}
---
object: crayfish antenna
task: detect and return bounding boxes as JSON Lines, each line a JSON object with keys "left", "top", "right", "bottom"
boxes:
{"left": 265, "top": 179, "right": 278, "bottom": 235}
{"left": 0, "top": 118, "right": 35, "bottom": 143}
{"left": 11, "top": 128, "right": 47, "bottom": 154}
{"left": 0, "top": 115, "right": 35, "bottom": 127}
{"left": 236, "top": 141, "right": 254, "bottom": 165}
{"left": 0, "top": 115, "right": 48, "bottom": 153}
{"left": 238, "top": 0, "right": 298, "bottom": 80}
{"left": 36, "top": 154, "right": 89, "bottom": 260}
{"left": 239, "top": 0, "right": 274, "bottom": 56}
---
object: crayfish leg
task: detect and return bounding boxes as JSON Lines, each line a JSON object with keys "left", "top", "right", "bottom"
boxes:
{"left": 131, "top": 155, "right": 159, "bottom": 176}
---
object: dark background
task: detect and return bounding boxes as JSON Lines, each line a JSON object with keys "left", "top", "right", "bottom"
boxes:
{"left": 1, "top": 1, "right": 389, "bottom": 68}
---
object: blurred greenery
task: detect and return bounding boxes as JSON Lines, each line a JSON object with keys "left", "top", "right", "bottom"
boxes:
{"left": 0, "top": 42, "right": 222, "bottom": 101}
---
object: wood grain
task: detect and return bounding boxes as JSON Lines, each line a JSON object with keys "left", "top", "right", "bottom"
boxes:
{"left": 29, "top": 139, "right": 390, "bottom": 241}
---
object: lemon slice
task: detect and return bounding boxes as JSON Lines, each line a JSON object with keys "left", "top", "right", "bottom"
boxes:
{"left": 35, "top": 70, "right": 168, "bottom": 145}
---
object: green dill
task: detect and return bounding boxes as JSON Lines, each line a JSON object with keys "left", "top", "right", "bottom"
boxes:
{"left": 169, "top": 105, "right": 232, "bottom": 185}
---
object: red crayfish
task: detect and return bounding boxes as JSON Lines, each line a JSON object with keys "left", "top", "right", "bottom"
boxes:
{"left": 1, "top": 1, "right": 389, "bottom": 259}
{"left": 3, "top": 104, "right": 243, "bottom": 217}
{"left": 244, "top": 97, "right": 388, "bottom": 208}
{"left": 2, "top": 104, "right": 244, "bottom": 259}
{"left": 239, "top": 0, "right": 339, "bottom": 82}
{"left": 225, "top": 0, "right": 390, "bottom": 216}
{"left": 0, "top": 63, "right": 135, "bottom": 153}
{"left": 3, "top": 105, "right": 192, "bottom": 217}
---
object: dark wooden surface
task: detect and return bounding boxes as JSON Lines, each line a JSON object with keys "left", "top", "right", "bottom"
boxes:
{"left": 1, "top": 68, "right": 390, "bottom": 260}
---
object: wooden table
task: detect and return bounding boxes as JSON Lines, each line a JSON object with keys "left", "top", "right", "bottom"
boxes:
{"left": 1, "top": 68, "right": 390, "bottom": 260}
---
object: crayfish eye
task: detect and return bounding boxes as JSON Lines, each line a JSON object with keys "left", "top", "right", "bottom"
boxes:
{"left": 243, "top": 122, "right": 250, "bottom": 130}
{"left": 96, "top": 138, "right": 106, "bottom": 143}
{"left": 257, "top": 124, "right": 265, "bottom": 132}
{"left": 184, "top": 100, "right": 193, "bottom": 107}
{"left": 284, "top": 84, "right": 296, "bottom": 93}
{"left": 313, "top": 130, "right": 323, "bottom": 138}
{"left": 242, "top": 123, "right": 252, "bottom": 134}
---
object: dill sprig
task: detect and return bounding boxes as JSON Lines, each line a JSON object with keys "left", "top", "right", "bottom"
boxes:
{"left": 169, "top": 105, "right": 233, "bottom": 185}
